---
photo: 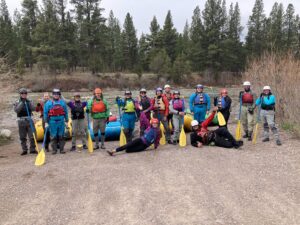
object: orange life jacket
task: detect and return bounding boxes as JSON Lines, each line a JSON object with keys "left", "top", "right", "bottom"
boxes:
{"left": 92, "top": 100, "right": 106, "bottom": 113}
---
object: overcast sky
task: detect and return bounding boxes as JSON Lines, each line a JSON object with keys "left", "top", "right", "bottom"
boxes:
{"left": 6, "top": 0, "right": 300, "bottom": 39}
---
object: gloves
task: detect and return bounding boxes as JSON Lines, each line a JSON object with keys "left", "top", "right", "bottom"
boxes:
{"left": 260, "top": 93, "right": 264, "bottom": 98}
{"left": 45, "top": 123, "right": 49, "bottom": 129}
{"left": 115, "top": 96, "right": 120, "bottom": 102}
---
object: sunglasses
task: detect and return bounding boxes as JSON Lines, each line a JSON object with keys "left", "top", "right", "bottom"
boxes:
{"left": 140, "top": 92, "right": 146, "bottom": 94}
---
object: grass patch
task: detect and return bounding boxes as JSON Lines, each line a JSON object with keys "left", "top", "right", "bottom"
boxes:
{"left": 281, "top": 122, "right": 300, "bottom": 137}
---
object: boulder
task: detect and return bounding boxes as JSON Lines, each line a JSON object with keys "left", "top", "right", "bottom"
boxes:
{"left": 0, "top": 129, "right": 12, "bottom": 139}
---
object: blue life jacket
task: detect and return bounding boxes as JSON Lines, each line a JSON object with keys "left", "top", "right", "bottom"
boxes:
{"left": 194, "top": 93, "right": 207, "bottom": 105}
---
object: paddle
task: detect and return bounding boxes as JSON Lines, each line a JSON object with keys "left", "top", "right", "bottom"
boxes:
{"left": 217, "top": 111, "right": 226, "bottom": 126}
{"left": 35, "top": 127, "right": 47, "bottom": 166}
{"left": 117, "top": 104, "right": 126, "bottom": 146}
{"left": 179, "top": 116, "right": 186, "bottom": 147}
{"left": 86, "top": 112, "right": 94, "bottom": 153}
{"left": 252, "top": 102, "right": 261, "bottom": 144}
{"left": 235, "top": 97, "right": 242, "bottom": 141}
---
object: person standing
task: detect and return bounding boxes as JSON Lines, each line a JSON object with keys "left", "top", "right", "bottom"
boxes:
{"left": 44, "top": 89, "right": 69, "bottom": 154}
{"left": 214, "top": 88, "right": 232, "bottom": 125}
{"left": 136, "top": 88, "right": 152, "bottom": 136}
{"left": 87, "top": 88, "right": 110, "bottom": 150}
{"left": 163, "top": 84, "right": 174, "bottom": 128}
{"left": 67, "top": 93, "right": 88, "bottom": 151}
{"left": 35, "top": 92, "right": 51, "bottom": 151}
{"left": 189, "top": 84, "right": 211, "bottom": 123}
{"left": 255, "top": 86, "right": 282, "bottom": 146}
{"left": 151, "top": 87, "right": 171, "bottom": 144}
{"left": 239, "top": 81, "right": 257, "bottom": 141}
{"left": 14, "top": 88, "right": 36, "bottom": 155}
{"left": 116, "top": 90, "right": 137, "bottom": 143}
{"left": 169, "top": 90, "right": 185, "bottom": 145}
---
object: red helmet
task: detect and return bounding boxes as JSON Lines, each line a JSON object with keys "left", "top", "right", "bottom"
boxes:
{"left": 220, "top": 88, "right": 228, "bottom": 95}
{"left": 150, "top": 118, "right": 159, "bottom": 125}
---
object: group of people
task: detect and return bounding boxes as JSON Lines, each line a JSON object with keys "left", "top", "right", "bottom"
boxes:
{"left": 14, "top": 81, "right": 281, "bottom": 157}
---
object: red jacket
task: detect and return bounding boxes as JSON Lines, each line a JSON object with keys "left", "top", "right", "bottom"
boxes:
{"left": 35, "top": 101, "right": 44, "bottom": 118}
{"left": 196, "top": 111, "right": 216, "bottom": 143}
{"left": 151, "top": 96, "right": 169, "bottom": 116}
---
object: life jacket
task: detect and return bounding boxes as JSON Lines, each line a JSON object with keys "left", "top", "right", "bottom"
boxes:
{"left": 142, "top": 127, "right": 159, "bottom": 145}
{"left": 124, "top": 99, "right": 135, "bottom": 113}
{"left": 217, "top": 97, "right": 227, "bottom": 109}
{"left": 92, "top": 99, "right": 106, "bottom": 113}
{"left": 154, "top": 97, "right": 165, "bottom": 111}
{"left": 172, "top": 99, "right": 184, "bottom": 111}
{"left": 17, "top": 99, "right": 32, "bottom": 117}
{"left": 194, "top": 93, "right": 207, "bottom": 105}
{"left": 140, "top": 96, "right": 151, "bottom": 110}
{"left": 261, "top": 95, "right": 275, "bottom": 110}
{"left": 48, "top": 100, "right": 65, "bottom": 117}
{"left": 71, "top": 101, "right": 85, "bottom": 119}
{"left": 241, "top": 92, "right": 254, "bottom": 104}
{"left": 164, "top": 92, "right": 173, "bottom": 101}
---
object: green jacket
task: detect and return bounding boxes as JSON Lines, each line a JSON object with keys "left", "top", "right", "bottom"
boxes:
{"left": 87, "top": 97, "right": 110, "bottom": 119}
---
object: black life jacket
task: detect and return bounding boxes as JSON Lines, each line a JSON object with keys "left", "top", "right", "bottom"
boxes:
{"left": 17, "top": 99, "right": 32, "bottom": 117}
{"left": 71, "top": 101, "right": 85, "bottom": 119}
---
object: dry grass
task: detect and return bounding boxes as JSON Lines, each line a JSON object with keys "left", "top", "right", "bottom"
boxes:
{"left": 244, "top": 52, "right": 300, "bottom": 136}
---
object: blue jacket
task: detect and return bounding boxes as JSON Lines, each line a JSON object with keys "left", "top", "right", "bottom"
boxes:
{"left": 44, "top": 99, "right": 68, "bottom": 122}
{"left": 141, "top": 127, "right": 161, "bottom": 148}
{"left": 189, "top": 92, "right": 211, "bottom": 112}
{"left": 256, "top": 94, "right": 276, "bottom": 110}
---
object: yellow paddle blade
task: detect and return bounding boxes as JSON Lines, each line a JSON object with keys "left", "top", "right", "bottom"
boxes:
{"left": 252, "top": 123, "right": 259, "bottom": 144}
{"left": 235, "top": 120, "right": 242, "bottom": 140}
{"left": 160, "top": 122, "right": 165, "bottom": 133}
{"left": 87, "top": 131, "right": 94, "bottom": 153}
{"left": 160, "top": 128, "right": 166, "bottom": 145}
{"left": 120, "top": 128, "right": 127, "bottom": 146}
{"left": 35, "top": 148, "right": 45, "bottom": 166}
{"left": 179, "top": 126, "right": 186, "bottom": 147}
{"left": 150, "top": 144, "right": 155, "bottom": 149}
{"left": 217, "top": 112, "right": 226, "bottom": 126}
{"left": 169, "top": 120, "right": 172, "bottom": 130}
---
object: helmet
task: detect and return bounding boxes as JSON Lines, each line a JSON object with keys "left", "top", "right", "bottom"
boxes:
{"left": 263, "top": 86, "right": 271, "bottom": 90}
{"left": 196, "top": 84, "right": 204, "bottom": 89}
{"left": 156, "top": 87, "right": 163, "bottom": 93}
{"left": 191, "top": 120, "right": 199, "bottom": 127}
{"left": 94, "top": 88, "right": 102, "bottom": 94}
{"left": 243, "top": 81, "right": 251, "bottom": 86}
{"left": 52, "top": 88, "right": 61, "bottom": 95}
{"left": 173, "top": 90, "right": 180, "bottom": 95}
{"left": 150, "top": 118, "right": 159, "bottom": 124}
{"left": 19, "top": 88, "right": 27, "bottom": 94}
{"left": 220, "top": 88, "right": 228, "bottom": 95}
{"left": 124, "top": 90, "right": 132, "bottom": 95}
{"left": 164, "top": 84, "right": 171, "bottom": 89}
{"left": 140, "top": 88, "right": 147, "bottom": 93}
{"left": 74, "top": 92, "right": 81, "bottom": 97}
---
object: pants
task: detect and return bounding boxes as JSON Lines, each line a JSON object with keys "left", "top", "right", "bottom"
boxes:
{"left": 213, "top": 127, "right": 239, "bottom": 148}
{"left": 93, "top": 118, "right": 107, "bottom": 146}
{"left": 260, "top": 109, "right": 280, "bottom": 141}
{"left": 72, "top": 119, "right": 86, "bottom": 146}
{"left": 241, "top": 105, "right": 254, "bottom": 133}
{"left": 49, "top": 119, "right": 65, "bottom": 152}
{"left": 172, "top": 114, "right": 184, "bottom": 142}
{"left": 18, "top": 119, "right": 36, "bottom": 152}
{"left": 193, "top": 105, "right": 208, "bottom": 123}
{"left": 153, "top": 111, "right": 171, "bottom": 141}
{"left": 122, "top": 113, "right": 136, "bottom": 142}
{"left": 116, "top": 138, "right": 148, "bottom": 153}
{"left": 167, "top": 114, "right": 173, "bottom": 131}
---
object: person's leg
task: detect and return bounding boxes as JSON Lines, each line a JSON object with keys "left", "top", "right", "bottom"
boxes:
{"left": 71, "top": 119, "right": 78, "bottom": 150}
{"left": 128, "top": 114, "right": 136, "bottom": 143}
{"left": 57, "top": 121, "right": 66, "bottom": 153}
{"left": 247, "top": 109, "right": 254, "bottom": 140}
{"left": 93, "top": 119, "right": 100, "bottom": 149}
{"left": 261, "top": 110, "right": 270, "bottom": 142}
{"left": 241, "top": 106, "right": 248, "bottom": 137}
{"left": 78, "top": 119, "right": 87, "bottom": 146}
{"left": 266, "top": 110, "right": 281, "bottom": 145}
{"left": 172, "top": 114, "right": 180, "bottom": 143}
{"left": 99, "top": 118, "right": 107, "bottom": 149}
{"left": 214, "top": 134, "right": 235, "bottom": 148}
{"left": 27, "top": 120, "right": 36, "bottom": 153}
{"left": 126, "top": 138, "right": 148, "bottom": 153}
{"left": 214, "top": 127, "right": 241, "bottom": 147}
{"left": 18, "top": 120, "right": 28, "bottom": 155}
{"left": 50, "top": 120, "right": 58, "bottom": 154}
{"left": 116, "top": 138, "right": 141, "bottom": 152}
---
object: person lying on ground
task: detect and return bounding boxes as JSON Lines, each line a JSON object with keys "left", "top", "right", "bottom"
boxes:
{"left": 107, "top": 118, "right": 161, "bottom": 156}
{"left": 190, "top": 107, "right": 243, "bottom": 149}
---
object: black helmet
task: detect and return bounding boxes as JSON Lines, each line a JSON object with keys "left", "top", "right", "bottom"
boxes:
{"left": 124, "top": 90, "right": 132, "bottom": 95}
{"left": 52, "top": 88, "right": 61, "bottom": 95}
{"left": 19, "top": 88, "right": 27, "bottom": 94}
{"left": 173, "top": 90, "right": 180, "bottom": 95}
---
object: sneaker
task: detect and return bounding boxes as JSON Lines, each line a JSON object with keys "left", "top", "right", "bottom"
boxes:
{"left": 70, "top": 146, "right": 76, "bottom": 151}
{"left": 276, "top": 140, "right": 282, "bottom": 146}
{"left": 20, "top": 151, "right": 27, "bottom": 156}
{"left": 83, "top": 145, "right": 88, "bottom": 150}
{"left": 94, "top": 145, "right": 100, "bottom": 150}
{"left": 107, "top": 149, "right": 115, "bottom": 156}
{"left": 238, "top": 140, "right": 244, "bottom": 147}
{"left": 60, "top": 150, "right": 66, "bottom": 154}
{"left": 262, "top": 138, "right": 270, "bottom": 142}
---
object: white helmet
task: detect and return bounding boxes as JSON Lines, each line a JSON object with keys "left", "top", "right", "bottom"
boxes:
{"left": 263, "top": 86, "right": 271, "bottom": 90}
{"left": 243, "top": 81, "right": 251, "bottom": 86}
{"left": 164, "top": 84, "right": 171, "bottom": 89}
{"left": 191, "top": 120, "right": 199, "bottom": 127}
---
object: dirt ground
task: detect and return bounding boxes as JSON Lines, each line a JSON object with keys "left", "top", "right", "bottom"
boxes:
{"left": 0, "top": 84, "right": 299, "bottom": 225}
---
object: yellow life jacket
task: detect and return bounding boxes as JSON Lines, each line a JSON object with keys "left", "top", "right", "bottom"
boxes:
{"left": 124, "top": 100, "right": 135, "bottom": 113}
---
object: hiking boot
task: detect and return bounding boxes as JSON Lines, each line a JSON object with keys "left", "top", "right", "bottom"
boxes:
{"left": 94, "top": 145, "right": 100, "bottom": 150}
{"left": 243, "top": 132, "right": 248, "bottom": 138}
{"left": 83, "top": 145, "right": 88, "bottom": 150}
{"left": 238, "top": 140, "right": 244, "bottom": 147}
{"left": 168, "top": 140, "right": 173, "bottom": 144}
{"left": 60, "top": 150, "right": 66, "bottom": 154}
{"left": 70, "top": 146, "right": 76, "bottom": 151}
{"left": 107, "top": 149, "right": 115, "bottom": 156}
{"left": 52, "top": 151, "right": 57, "bottom": 155}
{"left": 101, "top": 144, "right": 106, "bottom": 149}
{"left": 262, "top": 138, "right": 270, "bottom": 142}
{"left": 276, "top": 140, "right": 282, "bottom": 146}
{"left": 172, "top": 140, "right": 177, "bottom": 145}
{"left": 20, "top": 151, "right": 27, "bottom": 156}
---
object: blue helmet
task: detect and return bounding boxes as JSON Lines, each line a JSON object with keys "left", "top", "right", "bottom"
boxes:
{"left": 196, "top": 84, "right": 204, "bottom": 89}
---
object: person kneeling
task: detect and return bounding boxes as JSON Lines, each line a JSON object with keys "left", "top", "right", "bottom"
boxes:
{"left": 107, "top": 118, "right": 161, "bottom": 156}
{"left": 190, "top": 107, "right": 243, "bottom": 149}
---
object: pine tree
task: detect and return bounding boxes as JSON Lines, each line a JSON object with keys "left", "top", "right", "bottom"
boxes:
{"left": 121, "top": 13, "right": 138, "bottom": 71}
{"left": 246, "top": 0, "right": 266, "bottom": 57}
{"left": 283, "top": 4, "right": 298, "bottom": 51}
{"left": 138, "top": 33, "right": 150, "bottom": 72}
{"left": 161, "top": 10, "right": 178, "bottom": 62}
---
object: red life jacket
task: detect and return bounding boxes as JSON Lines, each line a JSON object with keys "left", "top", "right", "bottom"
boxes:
{"left": 48, "top": 100, "right": 65, "bottom": 117}
{"left": 242, "top": 92, "right": 254, "bottom": 104}
{"left": 92, "top": 100, "right": 106, "bottom": 113}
